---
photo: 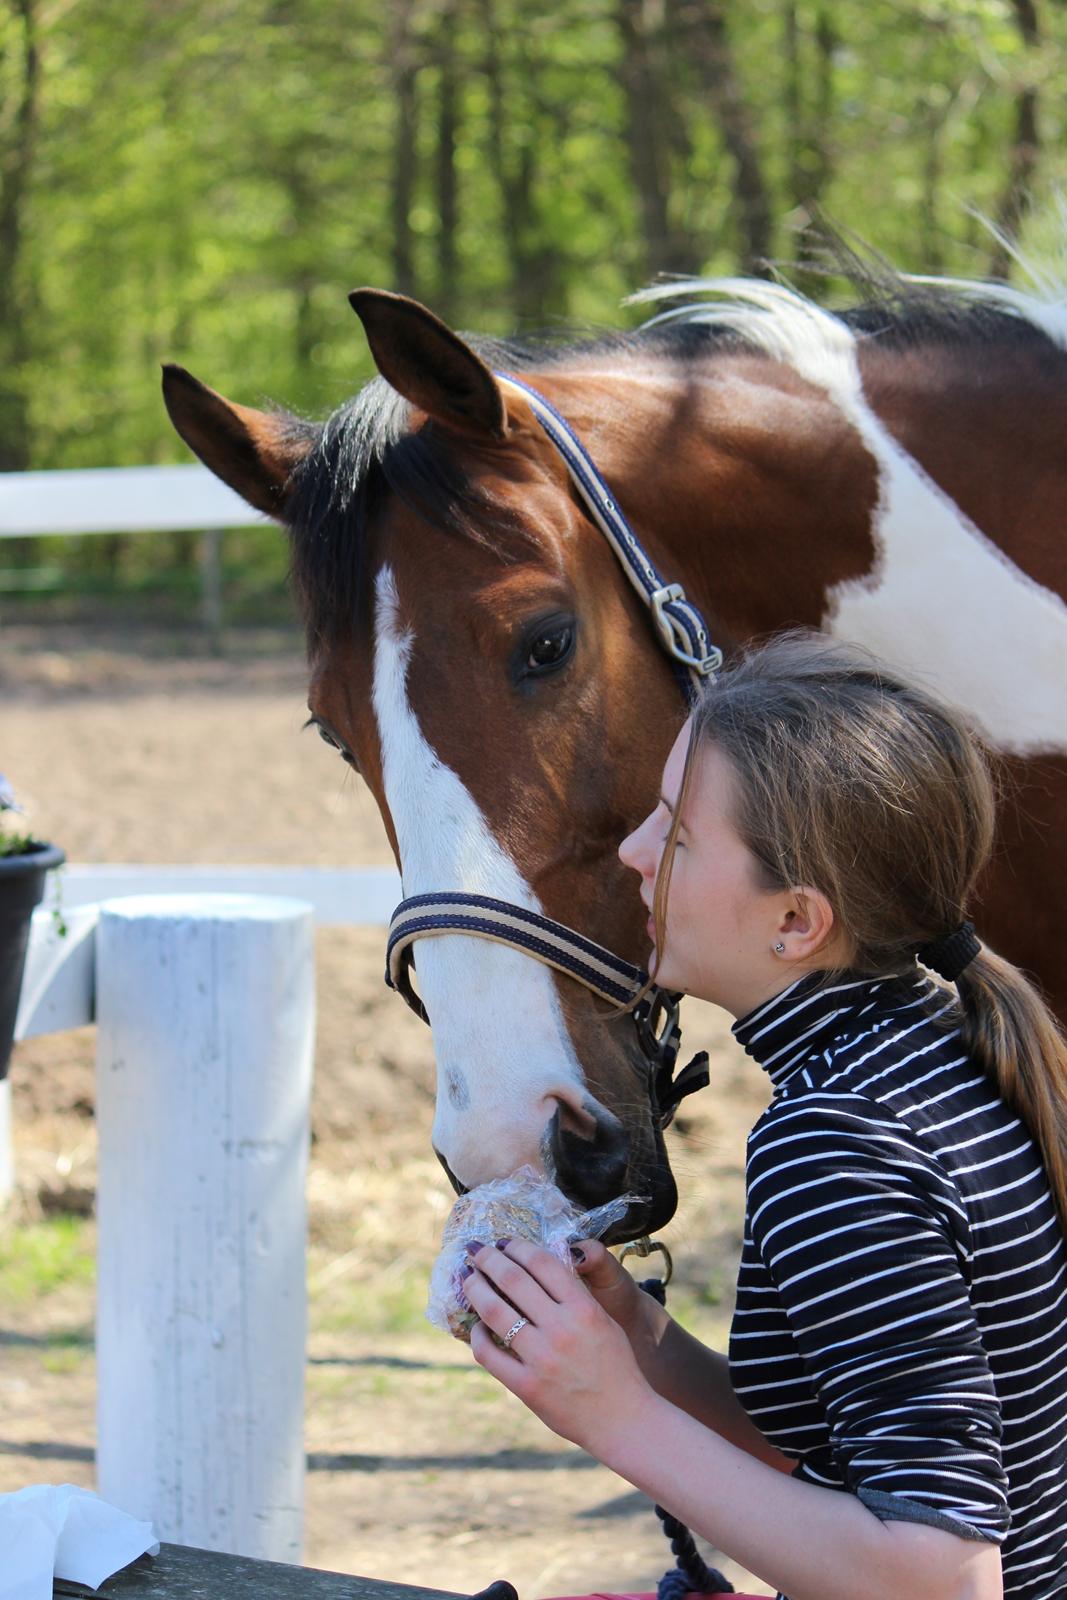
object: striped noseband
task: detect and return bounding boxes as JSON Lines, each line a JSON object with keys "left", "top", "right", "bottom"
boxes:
{"left": 384, "top": 376, "right": 720, "bottom": 1127}
{"left": 386, "top": 893, "right": 709, "bottom": 1129}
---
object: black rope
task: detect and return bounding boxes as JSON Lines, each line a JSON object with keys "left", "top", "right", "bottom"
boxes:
{"left": 639, "top": 1277, "right": 734, "bottom": 1598}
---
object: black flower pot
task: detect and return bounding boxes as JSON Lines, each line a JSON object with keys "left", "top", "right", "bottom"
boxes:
{"left": 0, "top": 842, "right": 65, "bottom": 1080}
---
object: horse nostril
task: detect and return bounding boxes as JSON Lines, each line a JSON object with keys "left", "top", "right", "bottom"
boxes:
{"left": 547, "top": 1099, "right": 630, "bottom": 1206}
{"left": 548, "top": 1094, "right": 598, "bottom": 1142}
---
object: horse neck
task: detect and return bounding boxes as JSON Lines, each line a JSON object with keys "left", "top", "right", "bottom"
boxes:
{"left": 527, "top": 355, "right": 880, "bottom": 642}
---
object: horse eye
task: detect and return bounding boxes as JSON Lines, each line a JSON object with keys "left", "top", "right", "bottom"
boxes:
{"left": 317, "top": 726, "right": 340, "bottom": 750}
{"left": 527, "top": 626, "right": 574, "bottom": 672}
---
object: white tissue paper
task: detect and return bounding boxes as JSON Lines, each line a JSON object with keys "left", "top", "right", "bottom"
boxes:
{"left": 0, "top": 1484, "right": 159, "bottom": 1600}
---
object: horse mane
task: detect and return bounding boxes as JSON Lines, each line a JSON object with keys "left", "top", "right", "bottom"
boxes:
{"left": 286, "top": 254, "right": 1067, "bottom": 651}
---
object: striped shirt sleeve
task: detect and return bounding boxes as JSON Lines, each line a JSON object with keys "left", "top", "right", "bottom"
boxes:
{"left": 746, "top": 1091, "right": 1011, "bottom": 1542}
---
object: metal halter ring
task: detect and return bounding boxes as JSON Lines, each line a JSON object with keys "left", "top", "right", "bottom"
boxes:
{"left": 501, "top": 1316, "right": 528, "bottom": 1350}
{"left": 618, "top": 1236, "right": 674, "bottom": 1286}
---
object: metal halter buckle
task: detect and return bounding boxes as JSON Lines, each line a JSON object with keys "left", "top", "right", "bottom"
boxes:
{"left": 649, "top": 584, "right": 722, "bottom": 677}
{"left": 633, "top": 987, "right": 682, "bottom": 1079}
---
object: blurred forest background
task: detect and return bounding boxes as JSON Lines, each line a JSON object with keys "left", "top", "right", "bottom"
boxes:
{"left": 2, "top": 0, "right": 1066, "bottom": 614}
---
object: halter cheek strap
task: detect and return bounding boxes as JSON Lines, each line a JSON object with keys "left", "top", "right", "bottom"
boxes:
{"left": 494, "top": 372, "right": 722, "bottom": 696}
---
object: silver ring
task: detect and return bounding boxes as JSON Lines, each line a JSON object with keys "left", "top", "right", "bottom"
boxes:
{"left": 501, "top": 1316, "right": 528, "bottom": 1349}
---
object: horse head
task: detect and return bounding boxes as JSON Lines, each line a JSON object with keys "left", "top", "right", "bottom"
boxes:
{"left": 163, "top": 290, "right": 689, "bottom": 1238}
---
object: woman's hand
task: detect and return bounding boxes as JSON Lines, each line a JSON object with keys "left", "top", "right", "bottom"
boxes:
{"left": 462, "top": 1239, "right": 658, "bottom": 1455}
{"left": 569, "top": 1238, "right": 654, "bottom": 1339}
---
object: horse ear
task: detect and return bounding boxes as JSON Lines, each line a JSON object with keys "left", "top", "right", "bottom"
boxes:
{"left": 161, "top": 364, "right": 310, "bottom": 519}
{"left": 348, "top": 288, "right": 507, "bottom": 439}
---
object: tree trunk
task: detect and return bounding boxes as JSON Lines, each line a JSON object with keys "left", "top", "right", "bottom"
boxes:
{"left": 615, "top": 0, "right": 694, "bottom": 277}
{"left": 0, "top": 0, "right": 39, "bottom": 471}
{"left": 676, "top": 0, "right": 772, "bottom": 272}
{"left": 782, "top": 0, "right": 803, "bottom": 210}
{"left": 389, "top": 0, "right": 419, "bottom": 297}
{"left": 434, "top": 0, "right": 460, "bottom": 318}
{"left": 782, "top": 0, "right": 835, "bottom": 219}
{"left": 478, "top": 0, "right": 558, "bottom": 323}
{"left": 811, "top": 8, "right": 836, "bottom": 202}
{"left": 988, "top": 0, "right": 1040, "bottom": 280}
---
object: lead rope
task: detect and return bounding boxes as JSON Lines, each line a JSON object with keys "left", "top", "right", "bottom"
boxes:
{"left": 639, "top": 1275, "right": 734, "bottom": 1598}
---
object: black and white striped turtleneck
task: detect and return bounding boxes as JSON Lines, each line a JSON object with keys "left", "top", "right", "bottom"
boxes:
{"left": 728, "top": 970, "right": 1067, "bottom": 1600}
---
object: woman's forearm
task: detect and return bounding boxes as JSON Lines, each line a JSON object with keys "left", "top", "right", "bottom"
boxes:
{"left": 628, "top": 1298, "right": 792, "bottom": 1471}
{"left": 591, "top": 1388, "right": 1002, "bottom": 1600}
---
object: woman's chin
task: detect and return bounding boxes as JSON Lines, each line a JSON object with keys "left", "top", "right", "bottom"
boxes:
{"left": 648, "top": 950, "right": 675, "bottom": 990}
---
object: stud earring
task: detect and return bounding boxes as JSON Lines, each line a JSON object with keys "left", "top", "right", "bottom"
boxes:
{"left": 774, "top": 942, "right": 785, "bottom": 954}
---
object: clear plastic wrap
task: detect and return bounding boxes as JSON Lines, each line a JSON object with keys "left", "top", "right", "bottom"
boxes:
{"left": 427, "top": 1164, "right": 639, "bottom": 1340}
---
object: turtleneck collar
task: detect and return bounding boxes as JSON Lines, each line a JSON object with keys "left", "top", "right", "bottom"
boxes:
{"left": 732, "top": 968, "right": 931, "bottom": 1090}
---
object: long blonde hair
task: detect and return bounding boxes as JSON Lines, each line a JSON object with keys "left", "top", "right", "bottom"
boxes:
{"left": 652, "top": 633, "right": 1067, "bottom": 1230}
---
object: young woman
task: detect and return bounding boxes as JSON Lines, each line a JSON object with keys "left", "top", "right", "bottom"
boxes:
{"left": 460, "top": 634, "right": 1067, "bottom": 1600}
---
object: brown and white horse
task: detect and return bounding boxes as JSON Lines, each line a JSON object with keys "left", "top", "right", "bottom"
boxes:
{"left": 163, "top": 271, "right": 1067, "bottom": 1238}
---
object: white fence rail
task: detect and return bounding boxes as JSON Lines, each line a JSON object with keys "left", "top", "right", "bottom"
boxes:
{"left": 0, "top": 464, "right": 259, "bottom": 536}
{"left": 17, "top": 865, "right": 400, "bottom": 1041}
{"left": 0, "top": 461, "right": 267, "bottom": 639}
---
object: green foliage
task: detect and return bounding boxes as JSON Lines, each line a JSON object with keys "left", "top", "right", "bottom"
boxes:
{"left": 0, "top": 1216, "right": 95, "bottom": 1304}
{"left": 0, "top": 827, "right": 37, "bottom": 857}
{"left": 3, "top": 0, "right": 1066, "bottom": 591}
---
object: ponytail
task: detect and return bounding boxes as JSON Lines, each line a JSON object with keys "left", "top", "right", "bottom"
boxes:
{"left": 956, "top": 950, "right": 1067, "bottom": 1236}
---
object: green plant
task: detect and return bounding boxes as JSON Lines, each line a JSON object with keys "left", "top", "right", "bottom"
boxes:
{"left": 0, "top": 774, "right": 37, "bottom": 859}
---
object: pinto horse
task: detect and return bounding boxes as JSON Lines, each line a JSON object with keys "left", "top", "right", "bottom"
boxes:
{"left": 163, "top": 272, "right": 1067, "bottom": 1239}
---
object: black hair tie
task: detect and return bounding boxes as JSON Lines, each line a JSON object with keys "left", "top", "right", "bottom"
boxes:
{"left": 917, "top": 920, "right": 981, "bottom": 982}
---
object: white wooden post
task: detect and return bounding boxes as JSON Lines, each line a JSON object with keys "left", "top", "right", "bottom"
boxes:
{"left": 94, "top": 894, "right": 315, "bottom": 1562}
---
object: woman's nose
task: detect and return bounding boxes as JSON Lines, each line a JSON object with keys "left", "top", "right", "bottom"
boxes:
{"left": 619, "top": 811, "right": 656, "bottom": 878}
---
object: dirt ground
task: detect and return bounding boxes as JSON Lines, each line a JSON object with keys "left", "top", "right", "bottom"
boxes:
{"left": 0, "top": 620, "right": 774, "bottom": 1598}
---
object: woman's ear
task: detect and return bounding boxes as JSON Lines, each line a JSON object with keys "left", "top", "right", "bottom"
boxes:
{"left": 775, "top": 888, "right": 839, "bottom": 963}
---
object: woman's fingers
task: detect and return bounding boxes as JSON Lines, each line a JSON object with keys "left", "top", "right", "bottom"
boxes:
{"left": 570, "top": 1238, "right": 621, "bottom": 1290}
{"left": 469, "top": 1317, "right": 534, "bottom": 1396}
{"left": 465, "top": 1238, "right": 574, "bottom": 1316}
{"left": 463, "top": 1236, "right": 593, "bottom": 1345}
{"left": 463, "top": 1256, "right": 539, "bottom": 1349}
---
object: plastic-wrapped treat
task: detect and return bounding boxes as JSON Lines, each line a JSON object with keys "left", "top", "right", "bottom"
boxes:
{"left": 427, "top": 1164, "right": 638, "bottom": 1340}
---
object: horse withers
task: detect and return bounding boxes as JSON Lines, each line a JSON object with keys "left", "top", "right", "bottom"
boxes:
{"left": 163, "top": 271, "right": 1067, "bottom": 1236}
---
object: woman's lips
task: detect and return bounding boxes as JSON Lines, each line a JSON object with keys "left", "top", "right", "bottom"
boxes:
{"left": 646, "top": 916, "right": 655, "bottom": 940}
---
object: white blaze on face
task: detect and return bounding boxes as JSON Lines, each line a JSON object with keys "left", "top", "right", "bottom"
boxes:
{"left": 372, "top": 564, "right": 588, "bottom": 1188}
